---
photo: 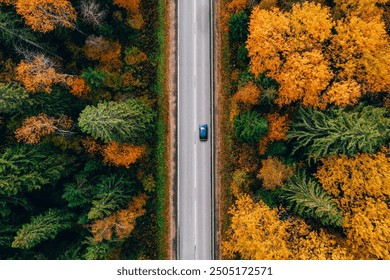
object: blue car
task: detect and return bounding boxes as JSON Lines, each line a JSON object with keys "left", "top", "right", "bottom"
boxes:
{"left": 199, "top": 124, "right": 208, "bottom": 141}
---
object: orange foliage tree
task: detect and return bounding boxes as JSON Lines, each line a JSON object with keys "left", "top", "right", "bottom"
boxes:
{"left": 15, "top": 114, "right": 73, "bottom": 144}
{"left": 15, "top": 0, "right": 76, "bottom": 32}
{"left": 113, "top": 0, "right": 143, "bottom": 29}
{"left": 257, "top": 157, "right": 293, "bottom": 190}
{"left": 259, "top": 112, "right": 290, "bottom": 155}
{"left": 315, "top": 151, "right": 390, "bottom": 259}
{"left": 15, "top": 55, "right": 89, "bottom": 95}
{"left": 101, "top": 142, "right": 146, "bottom": 168}
{"left": 84, "top": 36, "right": 123, "bottom": 72}
{"left": 232, "top": 81, "right": 261, "bottom": 108}
{"left": 222, "top": 194, "right": 292, "bottom": 259}
{"left": 323, "top": 80, "right": 362, "bottom": 107}
{"left": 90, "top": 194, "right": 147, "bottom": 242}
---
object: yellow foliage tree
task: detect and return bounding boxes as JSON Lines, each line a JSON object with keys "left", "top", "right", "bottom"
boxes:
{"left": 315, "top": 151, "right": 390, "bottom": 259}
{"left": 329, "top": 15, "right": 390, "bottom": 93}
{"left": 232, "top": 81, "right": 261, "bottom": 108}
{"left": 222, "top": 194, "right": 292, "bottom": 259}
{"left": 257, "top": 157, "right": 293, "bottom": 190}
{"left": 315, "top": 152, "right": 390, "bottom": 209}
{"left": 15, "top": 0, "right": 76, "bottom": 32}
{"left": 113, "top": 0, "right": 144, "bottom": 29}
{"left": 323, "top": 80, "right": 362, "bottom": 107}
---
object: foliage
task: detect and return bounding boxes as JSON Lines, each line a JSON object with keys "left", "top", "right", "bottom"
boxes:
{"left": 281, "top": 171, "right": 344, "bottom": 227}
{"left": 12, "top": 209, "right": 72, "bottom": 249}
{"left": 15, "top": 114, "right": 73, "bottom": 144}
{"left": 90, "top": 193, "right": 147, "bottom": 242}
{"left": 78, "top": 99, "right": 154, "bottom": 144}
{"left": 101, "top": 142, "right": 146, "bottom": 168}
{"left": 234, "top": 111, "right": 268, "bottom": 143}
{"left": 0, "top": 144, "right": 69, "bottom": 196}
{"left": 257, "top": 157, "right": 293, "bottom": 190}
{"left": 87, "top": 175, "right": 133, "bottom": 220}
{"left": 228, "top": 11, "right": 249, "bottom": 43}
{"left": 315, "top": 151, "right": 390, "bottom": 210}
{"left": 288, "top": 106, "right": 390, "bottom": 160}
{"left": 15, "top": 0, "right": 77, "bottom": 33}
{"left": 232, "top": 81, "right": 260, "bottom": 108}
{"left": 222, "top": 194, "right": 292, "bottom": 259}
{"left": 0, "top": 82, "right": 31, "bottom": 114}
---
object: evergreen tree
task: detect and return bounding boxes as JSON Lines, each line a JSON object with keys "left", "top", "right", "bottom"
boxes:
{"left": 288, "top": 106, "right": 390, "bottom": 160}
{"left": 0, "top": 83, "right": 31, "bottom": 115}
{"left": 229, "top": 11, "right": 249, "bottom": 44}
{"left": 12, "top": 209, "right": 72, "bottom": 249}
{"left": 78, "top": 99, "right": 155, "bottom": 143}
{"left": 0, "top": 144, "right": 70, "bottom": 196}
{"left": 87, "top": 175, "right": 132, "bottom": 220}
{"left": 281, "top": 171, "right": 344, "bottom": 227}
{"left": 234, "top": 111, "right": 268, "bottom": 143}
{"left": 83, "top": 238, "right": 111, "bottom": 260}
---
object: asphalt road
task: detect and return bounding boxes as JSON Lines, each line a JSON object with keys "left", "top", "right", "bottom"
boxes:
{"left": 177, "top": 0, "right": 213, "bottom": 260}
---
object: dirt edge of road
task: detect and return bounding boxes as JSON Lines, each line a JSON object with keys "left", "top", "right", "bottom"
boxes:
{"left": 165, "top": 0, "right": 177, "bottom": 260}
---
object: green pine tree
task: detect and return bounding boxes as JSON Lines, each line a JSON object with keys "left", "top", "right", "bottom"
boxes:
{"left": 0, "top": 144, "right": 70, "bottom": 196}
{"left": 288, "top": 105, "right": 390, "bottom": 160}
{"left": 12, "top": 209, "right": 73, "bottom": 249}
{"left": 0, "top": 83, "right": 31, "bottom": 115}
{"left": 87, "top": 175, "right": 132, "bottom": 220}
{"left": 234, "top": 110, "right": 268, "bottom": 143}
{"left": 78, "top": 98, "right": 155, "bottom": 143}
{"left": 281, "top": 171, "right": 344, "bottom": 227}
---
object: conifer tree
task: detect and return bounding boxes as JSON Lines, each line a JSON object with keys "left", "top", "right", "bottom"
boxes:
{"left": 12, "top": 209, "right": 72, "bottom": 249}
{"left": 234, "top": 111, "right": 268, "bottom": 143}
{"left": 78, "top": 99, "right": 154, "bottom": 144}
{"left": 288, "top": 106, "right": 390, "bottom": 160}
{"left": 281, "top": 172, "right": 344, "bottom": 227}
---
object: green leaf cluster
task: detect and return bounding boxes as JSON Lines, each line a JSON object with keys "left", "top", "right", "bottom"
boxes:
{"left": 234, "top": 110, "right": 268, "bottom": 143}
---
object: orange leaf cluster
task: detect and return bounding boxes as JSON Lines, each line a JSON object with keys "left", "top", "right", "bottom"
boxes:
{"left": 16, "top": 55, "right": 89, "bottom": 96}
{"left": 323, "top": 80, "right": 362, "bottom": 107}
{"left": 102, "top": 142, "right": 146, "bottom": 168}
{"left": 65, "top": 76, "right": 90, "bottom": 97}
{"left": 258, "top": 113, "right": 290, "bottom": 155}
{"left": 90, "top": 194, "right": 147, "bottom": 242}
{"left": 232, "top": 81, "right": 261, "bottom": 107}
{"left": 15, "top": 114, "right": 73, "bottom": 144}
{"left": 81, "top": 137, "right": 102, "bottom": 156}
{"left": 257, "top": 157, "right": 293, "bottom": 190}
{"left": 85, "top": 36, "right": 123, "bottom": 72}
{"left": 113, "top": 0, "right": 144, "bottom": 29}
{"left": 15, "top": 0, "right": 76, "bottom": 32}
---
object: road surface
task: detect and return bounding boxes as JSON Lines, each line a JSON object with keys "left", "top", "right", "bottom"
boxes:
{"left": 177, "top": 0, "right": 213, "bottom": 260}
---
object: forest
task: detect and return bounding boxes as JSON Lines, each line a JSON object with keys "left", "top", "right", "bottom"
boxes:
{"left": 0, "top": 0, "right": 165, "bottom": 259}
{"left": 220, "top": 0, "right": 390, "bottom": 259}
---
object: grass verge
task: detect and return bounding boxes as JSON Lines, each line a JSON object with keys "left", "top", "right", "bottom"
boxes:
{"left": 155, "top": 0, "right": 168, "bottom": 260}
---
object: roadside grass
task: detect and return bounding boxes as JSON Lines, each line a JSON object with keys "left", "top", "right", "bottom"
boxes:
{"left": 155, "top": 0, "right": 168, "bottom": 260}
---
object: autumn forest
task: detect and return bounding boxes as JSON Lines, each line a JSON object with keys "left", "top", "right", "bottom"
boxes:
{"left": 1, "top": 0, "right": 390, "bottom": 261}
{"left": 220, "top": 0, "right": 390, "bottom": 260}
{"left": 0, "top": 0, "right": 164, "bottom": 259}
